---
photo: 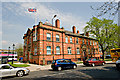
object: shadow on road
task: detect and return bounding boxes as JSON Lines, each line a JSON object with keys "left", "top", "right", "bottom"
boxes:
{"left": 1, "top": 76, "right": 16, "bottom": 79}
{"left": 77, "top": 66, "right": 120, "bottom": 79}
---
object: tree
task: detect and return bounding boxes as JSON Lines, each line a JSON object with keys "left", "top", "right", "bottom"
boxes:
{"left": 15, "top": 43, "right": 23, "bottom": 58}
{"left": 84, "top": 17, "right": 119, "bottom": 60}
{"left": 91, "top": 0, "right": 119, "bottom": 19}
{"left": 91, "top": 0, "right": 120, "bottom": 47}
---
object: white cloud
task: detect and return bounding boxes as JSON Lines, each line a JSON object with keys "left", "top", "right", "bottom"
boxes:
{"left": 2, "top": 2, "right": 88, "bottom": 49}
{"left": 3, "top": 2, "right": 86, "bottom": 32}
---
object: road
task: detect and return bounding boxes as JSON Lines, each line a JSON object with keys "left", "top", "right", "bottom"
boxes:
{"left": 2, "top": 63, "right": 120, "bottom": 80}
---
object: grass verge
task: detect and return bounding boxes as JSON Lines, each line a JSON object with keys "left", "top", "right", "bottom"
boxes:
{"left": 8, "top": 62, "right": 30, "bottom": 67}
{"left": 104, "top": 58, "right": 112, "bottom": 61}
{"left": 75, "top": 61, "right": 83, "bottom": 64}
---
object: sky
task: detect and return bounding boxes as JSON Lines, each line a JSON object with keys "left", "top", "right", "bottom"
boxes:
{"left": 0, "top": 0, "right": 119, "bottom": 49}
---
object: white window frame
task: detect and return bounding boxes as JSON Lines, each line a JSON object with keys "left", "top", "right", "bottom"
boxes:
{"left": 77, "top": 48, "right": 80, "bottom": 54}
{"left": 33, "top": 32, "right": 36, "bottom": 41}
{"left": 47, "top": 46, "right": 51, "bottom": 55}
{"left": 93, "top": 41, "right": 94, "bottom": 45}
{"left": 76, "top": 38, "right": 78, "bottom": 44}
{"left": 34, "top": 46, "right": 37, "bottom": 55}
{"left": 47, "top": 33, "right": 51, "bottom": 41}
{"left": 65, "top": 37, "right": 68, "bottom": 43}
{"left": 67, "top": 47, "right": 72, "bottom": 54}
{"left": 56, "top": 34, "right": 60, "bottom": 42}
{"left": 90, "top": 41, "right": 92, "bottom": 45}
{"left": 82, "top": 39, "right": 84, "bottom": 44}
{"left": 56, "top": 46, "right": 60, "bottom": 54}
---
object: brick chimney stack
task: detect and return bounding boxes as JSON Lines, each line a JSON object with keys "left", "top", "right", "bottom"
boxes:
{"left": 77, "top": 30, "right": 79, "bottom": 34}
{"left": 72, "top": 26, "right": 76, "bottom": 34}
{"left": 85, "top": 32, "right": 89, "bottom": 37}
{"left": 55, "top": 19, "right": 60, "bottom": 28}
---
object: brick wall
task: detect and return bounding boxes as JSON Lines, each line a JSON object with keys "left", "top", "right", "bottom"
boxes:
{"left": 23, "top": 20, "right": 100, "bottom": 65}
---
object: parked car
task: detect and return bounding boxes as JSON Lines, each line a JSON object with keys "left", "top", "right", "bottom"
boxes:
{"left": 116, "top": 57, "right": 120, "bottom": 69}
{"left": 0, "top": 64, "right": 30, "bottom": 77}
{"left": 83, "top": 58, "right": 105, "bottom": 67}
{"left": 51, "top": 59, "right": 77, "bottom": 71}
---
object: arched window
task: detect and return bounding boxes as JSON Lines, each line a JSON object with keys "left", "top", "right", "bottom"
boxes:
{"left": 77, "top": 48, "right": 80, "bottom": 54}
{"left": 67, "top": 47, "right": 71, "bottom": 54}
{"left": 47, "top": 46, "right": 51, "bottom": 55}
{"left": 56, "top": 34, "right": 60, "bottom": 42}
{"left": 56, "top": 46, "right": 60, "bottom": 54}
{"left": 47, "top": 33, "right": 51, "bottom": 41}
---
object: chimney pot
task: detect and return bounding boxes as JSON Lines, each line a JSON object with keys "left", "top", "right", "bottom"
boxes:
{"left": 86, "top": 32, "right": 89, "bottom": 37}
{"left": 72, "top": 26, "right": 76, "bottom": 34}
{"left": 55, "top": 19, "right": 60, "bottom": 28}
{"left": 77, "top": 30, "right": 79, "bottom": 34}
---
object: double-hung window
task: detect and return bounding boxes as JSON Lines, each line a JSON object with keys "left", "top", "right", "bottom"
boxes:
{"left": 56, "top": 34, "right": 60, "bottom": 42}
{"left": 56, "top": 46, "right": 60, "bottom": 54}
{"left": 65, "top": 37, "right": 68, "bottom": 43}
{"left": 86, "top": 40, "right": 88, "bottom": 45}
{"left": 47, "top": 33, "right": 51, "bottom": 41}
{"left": 34, "top": 46, "right": 37, "bottom": 55}
{"left": 93, "top": 41, "right": 94, "bottom": 45}
{"left": 82, "top": 39, "right": 84, "bottom": 44}
{"left": 47, "top": 46, "right": 51, "bottom": 55}
{"left": 90, "top": 41, "right": 92, "bottom": 45}
{"left": 76, "top": 38, "right": 78, "bottom": 44}
{"left": 96, "top": 42, "right": 97, "bottom": 46}
{"left": 77, "top": 48, "right": 80, "bottom": 54}
{"left": 33, "top": 32, "right": 35, "bottom": 41}
{"left": 70, "top": 37, "right": 72, "bottom": 43}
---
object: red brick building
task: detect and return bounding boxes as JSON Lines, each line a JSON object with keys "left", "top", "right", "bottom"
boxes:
{"left": 23, "top": 19, "right": 100, "bottom": 65}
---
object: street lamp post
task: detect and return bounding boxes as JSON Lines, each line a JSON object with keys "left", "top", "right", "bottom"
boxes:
{"left": 12, "top": 44, "right": 15, "bottom": 64}
{"left": 52, "top": 15, "right": 57, "bottom": 61}
{"left": 8, "top": 47, "right": 10, "bottom": 63}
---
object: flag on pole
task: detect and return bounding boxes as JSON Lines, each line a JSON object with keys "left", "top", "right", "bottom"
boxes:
{"left": 28, "top": 8, "right": 37, "bottom": 41}
{"left": 28, "top": 8, "right": 37, "bottom": 12}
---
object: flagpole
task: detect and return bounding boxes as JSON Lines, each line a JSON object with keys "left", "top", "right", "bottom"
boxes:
{"left": 28, "top": 8, "right": 37, "bottom": 41}
{"left": 35, "top": 9, "right": 37, "bottom": 41}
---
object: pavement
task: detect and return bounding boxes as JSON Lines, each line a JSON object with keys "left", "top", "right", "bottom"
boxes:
{"left": 24, "top": 61, "right": 115, "bottom": 72}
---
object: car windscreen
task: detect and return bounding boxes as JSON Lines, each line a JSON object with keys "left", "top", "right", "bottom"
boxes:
{"left": 118, "top": 57, "right": 120, "bottom": 60}
{"left": 87, "top": 59, "right": 92, "bottom": 61}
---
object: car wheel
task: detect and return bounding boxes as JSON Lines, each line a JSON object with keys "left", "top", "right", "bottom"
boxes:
{"left": 73, "top": 65, "right": 77, "bottom": 69}
{"left": 58, "top": 67, "right": 62, "bottom": 71}
{"left": 92, "top": 63, "right": 95, "bottom": 67}
{"left": 102, "top": 63, "right": 105, "bottom": 66}
{"left": 52, "top": 68, "right": 55, "bottom": 71}
{"left": 16, "top": 71, "right": 24, "bottom": 77}
{"left": 116, "top": 65, "right": 120, "bottom": 70}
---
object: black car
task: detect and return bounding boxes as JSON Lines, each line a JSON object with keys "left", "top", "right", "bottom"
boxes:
{"left": 51, "top": 59, "right": 77, "bottom": 71}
